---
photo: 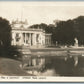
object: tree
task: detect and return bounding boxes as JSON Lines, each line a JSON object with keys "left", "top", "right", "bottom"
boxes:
{"left": 0, "top": 17, "right": 11, "bottom": 47}
{"left": 29, "top": 23, "right": 48, "bottom": 31}
{"left": 53, "top": 20, "right": 75, "bottom": 45}
{"left": 0, "top": 17, "right": 21, "bottom": 59}
{"left": 73, "top": 16, "right": 84, "bottom": 45}
{"left": 29, "top": 24, "right": 39, "bottom": 29}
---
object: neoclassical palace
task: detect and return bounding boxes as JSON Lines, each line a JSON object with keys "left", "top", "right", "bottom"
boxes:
{"left": 11, "top": 20, "right": 52, "bottom": 48}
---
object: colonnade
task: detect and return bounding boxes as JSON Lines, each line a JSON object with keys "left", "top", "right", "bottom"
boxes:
{"left": 12, "top": 32, "right": 45, "bottom": 47}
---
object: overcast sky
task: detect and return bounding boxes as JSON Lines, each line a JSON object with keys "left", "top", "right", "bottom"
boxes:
{"left": 0, "top": 1, "right": 84, "bottom": 26}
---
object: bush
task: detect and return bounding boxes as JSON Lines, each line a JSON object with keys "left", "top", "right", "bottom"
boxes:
{"left": 0, "top": 45, "right": 22, "bottom": 60}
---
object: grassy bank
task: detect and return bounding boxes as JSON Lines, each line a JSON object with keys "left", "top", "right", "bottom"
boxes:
{"left": 0, "top": 57, "right": 33, "bottom": 76}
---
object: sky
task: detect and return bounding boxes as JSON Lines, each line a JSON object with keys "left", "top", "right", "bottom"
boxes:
{"left": 0, "top": 1, "right": 84, "bottom": 26}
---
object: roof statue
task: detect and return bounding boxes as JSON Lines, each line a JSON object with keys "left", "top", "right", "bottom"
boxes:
{"left": 74, "top": 38, "right": 78, "bottom": 47}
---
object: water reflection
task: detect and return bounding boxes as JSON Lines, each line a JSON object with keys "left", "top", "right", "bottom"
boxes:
{"left": 32, "top": 56, "right": 84, "bottom": 76}
{"left": 25, "top": 55, "right": 84, "bottom": 76}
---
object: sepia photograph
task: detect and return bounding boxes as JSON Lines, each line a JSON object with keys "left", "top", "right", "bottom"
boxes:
{"left": 0, "top": 1, "right": 84, "bottom": 82}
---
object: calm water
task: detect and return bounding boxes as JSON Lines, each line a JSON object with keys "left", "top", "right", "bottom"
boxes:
{"left": 26, "top": 55, "right": 84, "bottom": 76}
{"left": 36, "top": 56, "right": 84, "bottom": 76}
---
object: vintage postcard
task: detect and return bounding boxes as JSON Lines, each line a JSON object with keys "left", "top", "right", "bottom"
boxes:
{"left": 0, "top": 1, "right": 84, "bottom": 82}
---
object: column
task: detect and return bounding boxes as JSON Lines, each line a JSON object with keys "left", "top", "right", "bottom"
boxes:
{"left": 24, "top": 33, "right": 26, "bottom": 44}
{"left": 19, "top": 33, "right": 23, "bottom": 45}
{"left": 22, "top": 33, "right": 24, "bottom": 45}
{"left": 26, "top": 33, "right": 29, "bottom": 44}
{"left": 29, "top": 33, "right": 31, "bottom": 46}
{"left": 43, "top": 34, "right": 45, "bottom": 46}
{"left": 36, "top": 34, "right": 37, "bottom": 45}
{"left": 34, "top": 34, "right": 37, "bottom": 45}
{"left": 39, "top": 34, "right": 42, "bottom": 47}
{"left": 32, "top": 33, "right": 36, "bottom": 46}
{"left": 27, "top": 33, "right": 30, "bottom": 45}
{"left": 31, "top": 33, "right": 33, "bottom": 46}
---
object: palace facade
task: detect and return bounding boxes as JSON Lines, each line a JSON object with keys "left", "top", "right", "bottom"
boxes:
{"left": 11, "top": 20, "right": 52, "bottom": 48}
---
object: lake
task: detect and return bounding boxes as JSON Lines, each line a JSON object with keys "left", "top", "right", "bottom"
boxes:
{"left": 26, "top": 56, "right": 84, "bottom": 76}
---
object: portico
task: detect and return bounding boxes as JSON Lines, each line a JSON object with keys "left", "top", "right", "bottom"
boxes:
{"left": 12, "top": 31, "right": 45, "bottom": 47}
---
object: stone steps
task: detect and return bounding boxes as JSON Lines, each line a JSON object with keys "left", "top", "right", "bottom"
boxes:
{"left": 17, "top": 46, "right": 31, "bottom": 55}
